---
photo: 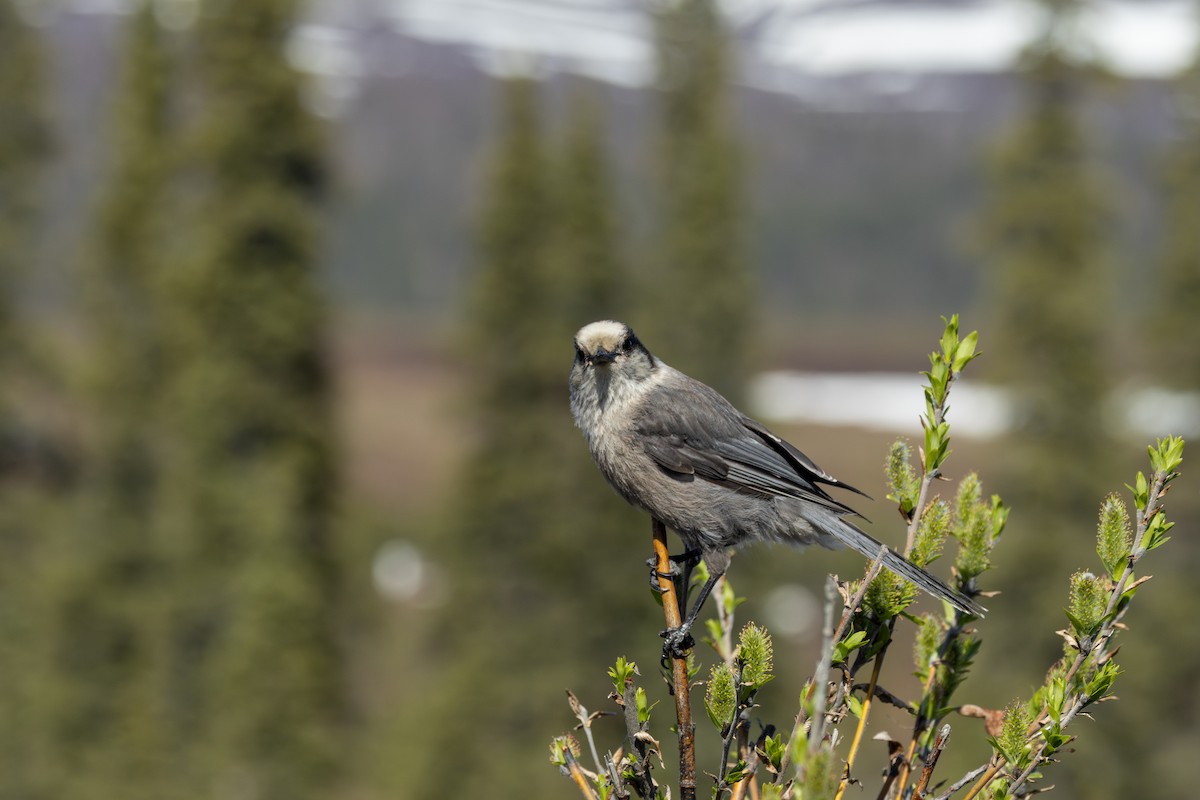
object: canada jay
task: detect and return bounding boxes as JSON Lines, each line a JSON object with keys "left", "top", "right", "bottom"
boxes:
{"left": 569, "top": 320, "right": 985, "bottom": 655}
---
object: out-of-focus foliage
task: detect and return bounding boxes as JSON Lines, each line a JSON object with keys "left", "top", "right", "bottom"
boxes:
{"left": 1154, "top": 57, "right": 1200, "bottom": 387}
{"left": 157, "top": 0, "right": 343, "bottom": 796}
{"left": 645, "top": 0, "right": 752, "bottom": 399}
{"left": 50, "top": 5, "right": 175, "bottom": 798}
{"left": 983, "top": 0, "right": 1113, "bottom": 515}
{"left": 399, "top": 76, "right": 647, "bottom": 799}
{"left": 0, "top": 2, "right": 56, "bottom": 797}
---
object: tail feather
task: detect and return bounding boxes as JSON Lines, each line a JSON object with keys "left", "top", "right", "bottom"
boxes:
{"left": 826, "top": 516, "right": 986, "bottom": 618}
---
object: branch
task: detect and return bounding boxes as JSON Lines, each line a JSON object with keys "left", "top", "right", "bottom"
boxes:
{"left": 652, "top": 518, "right": 696, "bottom": 800}
{"left": 912, "top": 724, "right": 951, "bottom": 800}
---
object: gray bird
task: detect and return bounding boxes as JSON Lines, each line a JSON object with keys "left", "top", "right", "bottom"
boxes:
{"left": 568, "top": 320, "right": 985, "bottom": 655}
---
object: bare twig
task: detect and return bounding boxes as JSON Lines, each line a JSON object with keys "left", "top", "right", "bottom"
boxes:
{"left": 653, "top": 517, "right": 696, "bottom": 800}
{"left": 912, "top": 724, "right": 951, "bottom": 800}
{"left": 808, "top": 576, "right": 839, "bottom": 755}
{"left": 930, "top": 760, "right": 993, "bottom": 800}
{"left": 566, "top": 690, "right": 605, "bottom": 774}
{"left": 850, "top": 682, "right": 915, "bottom": 713}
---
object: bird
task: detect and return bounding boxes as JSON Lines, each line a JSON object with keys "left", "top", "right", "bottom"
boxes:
{"left": 568, "top": 319, "right": 985, "bottom": 656}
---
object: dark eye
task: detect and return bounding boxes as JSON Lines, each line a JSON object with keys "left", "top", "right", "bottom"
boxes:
{"left": 574, "top": 343, "right": 585, "bottom": 362}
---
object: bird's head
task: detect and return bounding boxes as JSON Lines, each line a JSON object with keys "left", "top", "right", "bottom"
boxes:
{"left": 572, "top": 320, "right": 656, "bottom": 384}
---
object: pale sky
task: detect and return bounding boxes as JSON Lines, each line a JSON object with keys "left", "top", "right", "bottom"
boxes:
{"left": 385, "top": 0, "right": 1199, "bottom": 85}
{"left": 61, "top": 0, "right": 1200, "bottom": 92}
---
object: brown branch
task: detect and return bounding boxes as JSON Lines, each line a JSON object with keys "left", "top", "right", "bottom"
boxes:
{"left": 653, "top": 518, "right": 696, "bottom": 800}
{"left": 912, "top": 724, "right": 951, "bottom": 800}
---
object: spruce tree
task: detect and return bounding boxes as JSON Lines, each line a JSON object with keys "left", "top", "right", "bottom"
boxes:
{"left": 50, "top": 4, "right": 175, "bottom": 797}
{"left": 983, "top": 0, "right": 1111, "bottom": 514}
{"left": 980, "top": 5, "right": 1118, "bottom": 794}
{"left": 648, "top": 0, "right": 751, "bottom": 397}
{"left": 156, "top": 0, "right": 342, "bottom": 795}
{"left": 404, "top": 77, "right": 649, "bottom": 798}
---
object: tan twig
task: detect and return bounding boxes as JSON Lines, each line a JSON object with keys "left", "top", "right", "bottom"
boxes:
{"left": 834, "top": 653, "right": 884, "bottom": 800}
{"left": 961, "top": 761, "right": 1002, "bottom": 800}
{"left": 652, "top": 518, "right": 696, "bottom": 800}
{"left": 564, "top": 748, "right": 601, "bottom": 800}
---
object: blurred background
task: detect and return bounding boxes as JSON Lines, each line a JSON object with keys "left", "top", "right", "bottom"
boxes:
{"left": 2, "top": 0, "right": 1199, "bottom": 797}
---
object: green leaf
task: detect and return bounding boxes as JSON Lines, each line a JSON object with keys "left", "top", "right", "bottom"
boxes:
{"left": 1127, "top": 471, "right": 1149, "bottom": 511}
{"left": 725, "top": 760, "right": 748, "bottom": 784}
{"left": 635, "top": 686, "right": 658, "bottom": 724}
{"left": 762, "top": 733, "right": 787, "bottom": 770}
{"left": 953, "top": 329, "right": 979, "bottom": 372}
{"left": 1085, "top": 659, "right": 1122, "bottom": 703}
{"left": 608, "top": 657, "right": 638, "bottom": 697}
{"left": 846, "top": 693, "right": 864, "bottom": 719}
{"left": 833, "top": 630, "right": 870, "bottom": 664}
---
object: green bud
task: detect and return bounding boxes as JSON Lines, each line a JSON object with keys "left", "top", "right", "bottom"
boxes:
{"left": 760, "top": 783, "right": 785, "bottom": 800}
{"left": 549, "top": 735, "right": 581, "bottom": 766}
{"left": 738, "top": 623, "right": 774, "bottom": 688}
{"left": 608, "top": 656, "right": 638, "bottom": 697}
{"left": 913, "top": 613, "right": 942, "bottom": 678}
{"left": 1150, "top": 436, "right": 1184, "bottom": 476}
{"left": 996, "top": 699, "right": 1031, "bottom": 770}
{"left": 704, "top": 663, "right": 737, "bottom": 730}
{"left": 1067, "top": 571, "right": 1106, "bottom": 639}
{"left": 798, "top": 744, "right": 840, "bottom": 800}
{"left": 885, "top": 440, "right": 920, "bottom": 517}
{"left": 953, "top": 473, "right": 995, "bottom": 579}
{"left": 912, "top": 498, "right": 950, "bottom": 568}
{"left": 1096, "top": 493, "right": 1132, "bottom": 579}
{"left": 864, "top": 570, "right": 915, "bottom": 619}
{"left": 634, "top": 686, "right": 658, "bottom": 725}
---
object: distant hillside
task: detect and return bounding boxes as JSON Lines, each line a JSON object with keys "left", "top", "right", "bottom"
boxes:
{"left": 34, "top": 11, "right": 1183, "bottom": 329}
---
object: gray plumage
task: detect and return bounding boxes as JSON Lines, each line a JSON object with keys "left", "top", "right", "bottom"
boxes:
{"left": 569, "top": 319, "right": 985, "bottom": 620}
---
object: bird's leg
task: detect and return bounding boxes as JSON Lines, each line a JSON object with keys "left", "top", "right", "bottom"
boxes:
{"left": 660, "top": 566, "right": 723, "bottom": 661}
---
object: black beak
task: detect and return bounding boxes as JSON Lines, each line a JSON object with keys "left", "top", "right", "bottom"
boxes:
{"left": 592, "top": 349, "right": 618, "bottom": 365}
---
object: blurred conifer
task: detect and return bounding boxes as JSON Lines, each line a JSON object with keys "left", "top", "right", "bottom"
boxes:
{"left": 0, "top": 3, "right": 55, "bottom": 796}
{"left": 153, "top": 0, "right": 343, "bottom": 795}
{"left": 403, "top": 76, "right": 648, "bottom": 798}
{"left": 0, "top": 0, "right": 48, "bottom": 362}
{"left": 982, "top": 0, "right": 1112, "bottom": 514}
{"left": 979, "top": 4, "right": 1119, "bottom": 795}
{"left": 647, "top": 0, "right": 751, "bottom": 398}
{"left": 49, "top": 4, "right": 176, "bottom": 797}
{"left": 1153, "top": 59, "right": 1200, "bottom": 388}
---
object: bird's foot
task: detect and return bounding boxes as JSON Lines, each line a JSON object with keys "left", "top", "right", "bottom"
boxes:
{"left": 645, "top": 549, "right": 702, "bottom": 593}
{"left": 660, "top": 625, "right": 695, "bottom": 663}
{"left": 646, "top": 556, "right": 682, "bottom": 592}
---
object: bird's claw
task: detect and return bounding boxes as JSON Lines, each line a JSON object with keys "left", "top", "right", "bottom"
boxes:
{"left": 646, "top": 556, "right": 683, "bottom": 592}
{"left": 659, "top": 626, "right": 695, "bottom": 662}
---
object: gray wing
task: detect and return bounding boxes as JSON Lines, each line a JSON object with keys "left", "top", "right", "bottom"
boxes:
{"left": 633, "top": 382, "right": 862, "bottom": 517}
